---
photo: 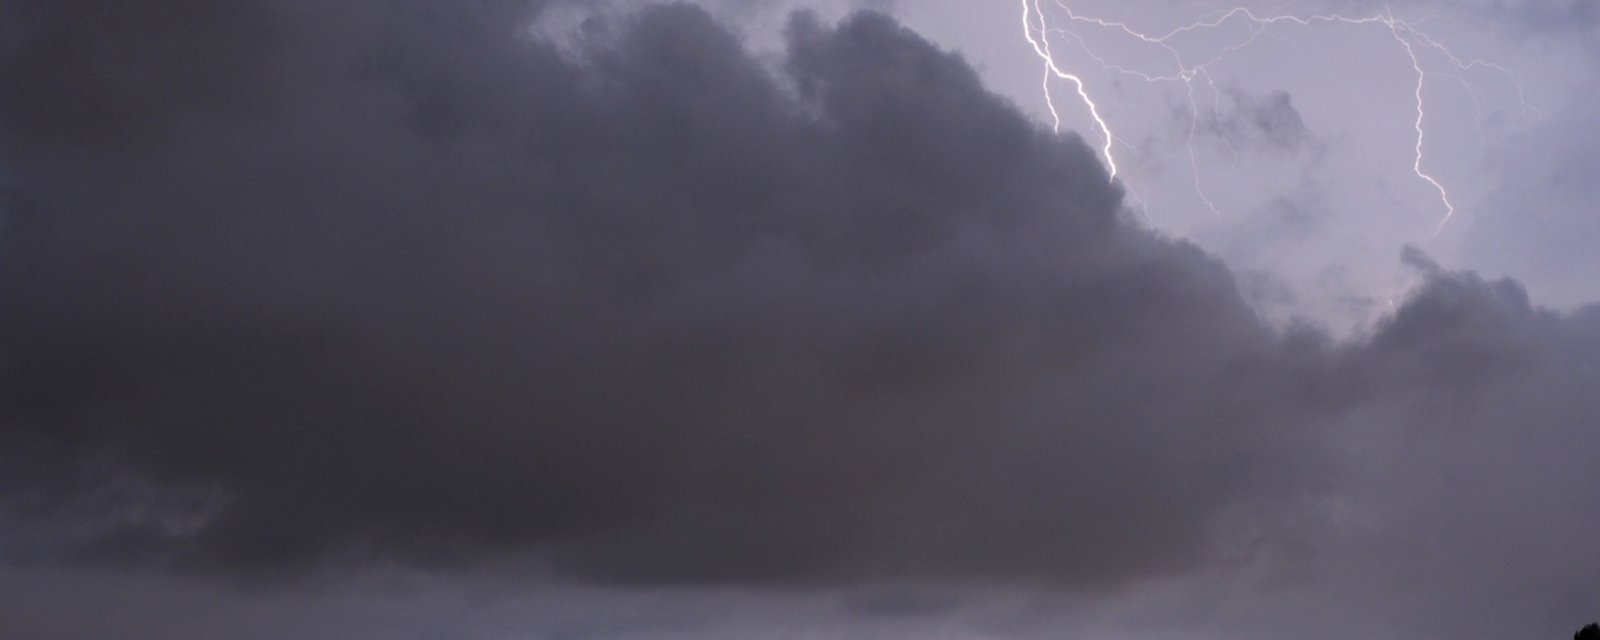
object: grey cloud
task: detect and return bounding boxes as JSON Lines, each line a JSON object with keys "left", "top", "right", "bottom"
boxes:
{"left": 0, "top": 0, "right": 1314, "bottom": 587}
{"left": 0, "top": 2, "right": 1598, "bottom": 638}
{"left": 1490, "top": 0, "right": 1600, "bottom": 40}
{"left": 1199, "top": 88, "right": 1323, "bottom": 158}
{"left": 1336, "top": 0, "right": 1598, "bottom": 41}
{"left": 1300, "top": 265, "right": 1600, "bottom": 639}
{"left": 1458, "top": 104, "right": 1600, "bottom": 309}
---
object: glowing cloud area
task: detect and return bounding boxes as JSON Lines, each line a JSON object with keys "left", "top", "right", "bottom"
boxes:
{"left": 1017, "top": 0, "right": 1538, "bottom": 235}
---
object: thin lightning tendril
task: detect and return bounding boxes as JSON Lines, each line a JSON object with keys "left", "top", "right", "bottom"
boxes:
{"left": 1019, "top": 0, "right": 1540, "bottom": 234}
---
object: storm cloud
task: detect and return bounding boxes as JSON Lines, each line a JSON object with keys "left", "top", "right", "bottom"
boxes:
{"left": 0, "top": 0, "right": 1306, "bottom": 581}
{"left": 1, "top": 1, "right": 1598, "bottom": 638}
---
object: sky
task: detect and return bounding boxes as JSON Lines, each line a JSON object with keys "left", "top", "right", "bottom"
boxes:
{"left": 0, "top": 1, "right": 1597, "bottom": 639}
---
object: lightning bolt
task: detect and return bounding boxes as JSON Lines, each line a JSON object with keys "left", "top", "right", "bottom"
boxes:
{"left": 1020, "top": 0, "right": 1121, "bottom": 181}
{"left": 1019, "top": 1, "right": 1539, "bottom": 234}
{"left": 1382, "top": 8, "right": 1456, "bottom": 235}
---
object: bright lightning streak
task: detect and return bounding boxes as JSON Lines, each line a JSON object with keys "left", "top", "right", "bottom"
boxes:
{"left": 1020, "top": 0, "right": 1121, "bottom": 181}
{"left": 1019, "top": 1, "right": 1538, "bottom": 234}
{"left": 1383, "top": 8, "right": 1456, "bottom": 236}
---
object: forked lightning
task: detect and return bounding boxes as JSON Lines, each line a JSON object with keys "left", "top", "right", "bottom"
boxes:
{"left": 1019, "top": 0, "right": 1538, "bottom": 235}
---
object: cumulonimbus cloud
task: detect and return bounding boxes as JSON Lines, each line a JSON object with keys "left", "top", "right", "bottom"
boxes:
{"left": 0, "top": 6, "right": 1596, "bottom": 625}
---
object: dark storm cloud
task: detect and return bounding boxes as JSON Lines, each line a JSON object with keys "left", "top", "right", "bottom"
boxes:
{"left": 1, "top": 7, "right": 1598, "bottom": 628}
{"left": 0, "top": 0, "right": 1325, "bottom": 585}
{"left": 1304, "top": 262, "right": 1600, "bottom": 640}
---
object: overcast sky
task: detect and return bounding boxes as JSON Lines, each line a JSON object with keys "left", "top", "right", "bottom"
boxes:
{"left": 1, "top": 1, "right": 1597, "bottom": 639}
